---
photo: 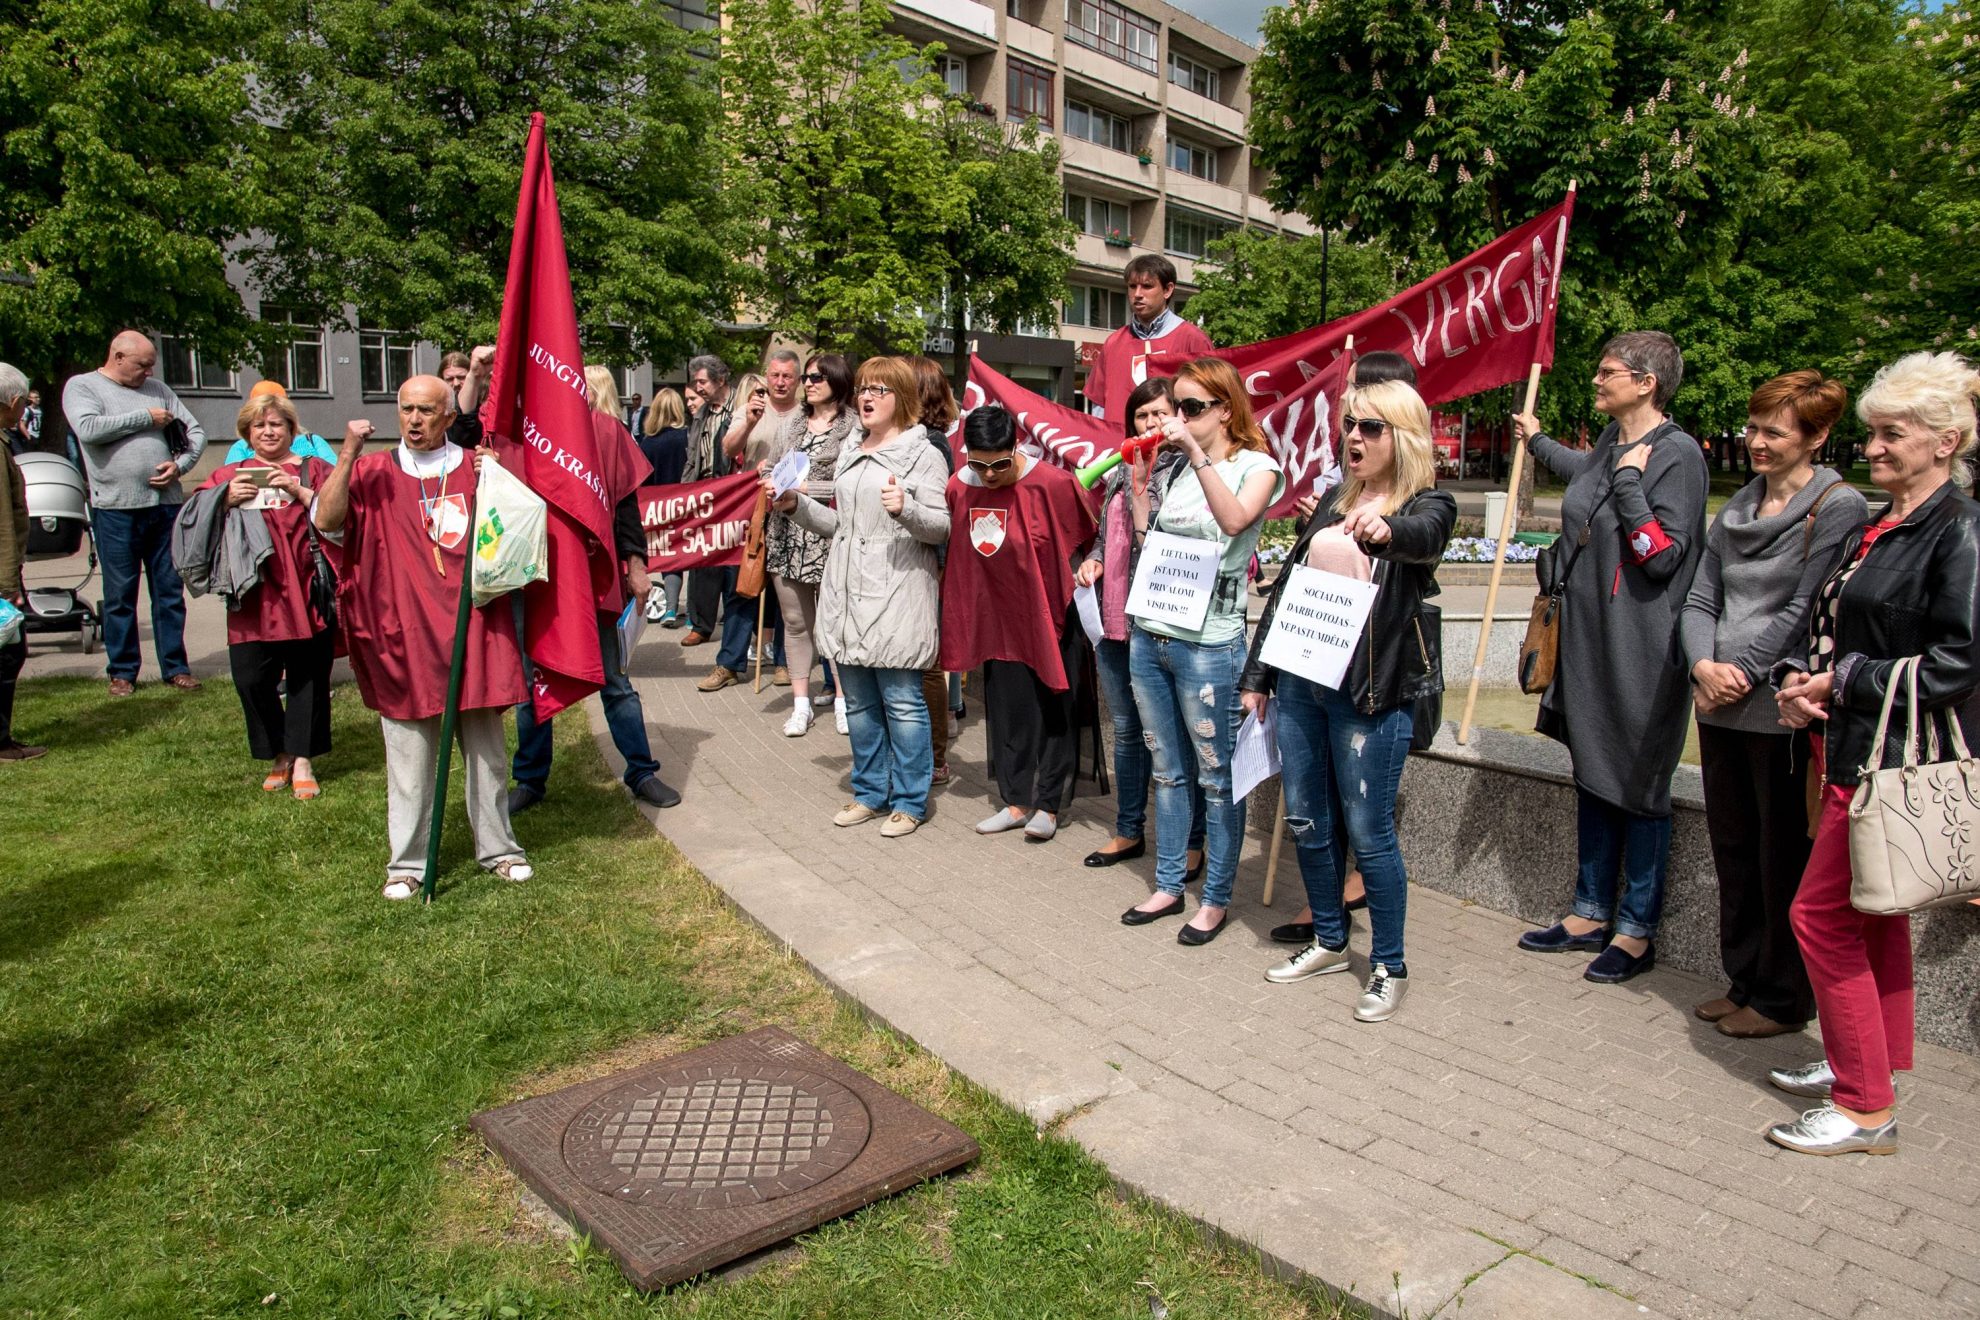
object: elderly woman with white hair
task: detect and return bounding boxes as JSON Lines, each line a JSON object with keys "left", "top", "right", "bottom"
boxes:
{"left": 1765, "top": 351, "right": 1980, "bottom": 1157}
{"left": 0, "top": 361, "right": 42, "bottom": 761}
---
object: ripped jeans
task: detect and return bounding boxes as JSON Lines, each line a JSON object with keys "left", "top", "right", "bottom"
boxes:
{"left": 1129, "top": 628, "right": 1248, "bottom": 908}
{"left": 1276, "top": 675, "right": 1413, "bottom": 968}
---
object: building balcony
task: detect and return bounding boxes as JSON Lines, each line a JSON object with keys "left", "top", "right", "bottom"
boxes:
{"left": 890, "top": 0, "right": 997, "bottom": 43}
{"left": 1073, "top": 232, "right": 1137, "bottom": 271}
{"left": 1059, "top": 135, "right": 1158, "bottom": 191}
{"left": 1163, "top": 172, "right": 1247, "bottom": 221}
{"left": 1064, "top": 38, "right": 1161, "bottom": 105}
{"left": 1005, "top": 19, "right": 1055, "bottom": 62}
{"left": 1165, "top": 85, "right": 1246, "bottom": 141}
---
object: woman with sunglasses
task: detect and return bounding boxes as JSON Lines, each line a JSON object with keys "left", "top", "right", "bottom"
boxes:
{"left": 762, "top": 353, "right": 856, "bottom": 736}
{"left": 943, "top": 406, "right": 1097, "bottom": 839}
{"left": 1510, "top": 331, "right": 1709, "bottom": 984}
{"left": 1074, "top": 377, "right": 1206, "bottom": 876}
{"left": 1120, "top": 358, "right": 1285, "bottom": 945}
{"left": 780, "top": 356, "right": 951, "bottom": 837}
{"left": 1240, "top": 380, "right": 1455, "bottom": 1021}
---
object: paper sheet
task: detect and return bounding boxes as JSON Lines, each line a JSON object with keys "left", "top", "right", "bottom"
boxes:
{"left": 1232, "top": 698, "right": 1281, "bottom": 803}
{"left": 1072, "top": 583, "right": 1103, "bottom": 647}
{"left": 770, "top": 448, "right": 810, "bottom": 500}
{"left": 616, "top": 598, "right": 647, "bottom": 676}
{"left": 1125, "top": 530, "right": 1221, "bottom": 632}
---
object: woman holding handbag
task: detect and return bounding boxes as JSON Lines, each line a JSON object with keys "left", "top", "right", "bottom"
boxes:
{"left": 1509, "top": 331, "right": 1709, "bottom": 985}
{"left": 1239, "top": 378, "right": 1454, "bottom": 1022}
{"left": 1767, "top": 351, "right": 1980, "bottom": 1157}
{"left": 1677, "top": 371, "right": 1867, "bottom": 1039}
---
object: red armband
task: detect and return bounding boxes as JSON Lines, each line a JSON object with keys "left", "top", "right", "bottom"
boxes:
{"left": 1626, "top": 518, "right": 1675, "bottom": 564}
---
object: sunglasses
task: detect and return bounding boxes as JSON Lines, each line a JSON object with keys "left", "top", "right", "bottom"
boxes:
{"left": 966, "top": 455, "right": 1016, "bottom": 474}
{"left": 1175, "top": 397, "right": 1218, "bottom": 418}
{"left": 802, "top": 371, "right": 828, "bottom": 384}
{"left": 1341, "top": 415, "right": 1390, "bottom": 440}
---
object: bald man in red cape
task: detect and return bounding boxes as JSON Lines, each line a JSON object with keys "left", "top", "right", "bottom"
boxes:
{"left": 942, "top": 406, "right": 1097, "bottom": 842}
{"left": 314, "top": 376, "right": 530, "bottom": 901}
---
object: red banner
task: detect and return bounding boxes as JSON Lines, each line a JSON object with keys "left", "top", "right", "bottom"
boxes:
{"left": 961, "top": 194, "right": 1574, "bottom": 518}
{"left": 485, "top": 113, "right": 614, "bottom": 721}
{"left": 638, "top": 473, "right": 760, "bottom": 573}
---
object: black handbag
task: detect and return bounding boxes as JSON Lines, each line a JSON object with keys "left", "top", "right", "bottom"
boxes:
{"left": 303, "top": 518, "right": 338, "bottom": 632}
{"left": 1410, "top": 602, "right": 1444, "bottom": 752}
{"left": 162, "top": 417, "right": 194, "bottom": 459}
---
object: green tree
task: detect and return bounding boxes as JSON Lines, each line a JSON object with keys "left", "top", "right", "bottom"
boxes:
{"left": 0, "top": 0, "right": 264, "bottom": 387}
{"left": 246, "top": 0, "right": 732, "bottom": 370}
{"left": 1183, "top": 228, "right": 1406, "bottom": 345}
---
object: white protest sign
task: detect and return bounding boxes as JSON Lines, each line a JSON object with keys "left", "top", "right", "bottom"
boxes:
{"left": 1125, "top": 530, "right": 1221, "bottom": 632}
{"left": 770, "top": 449, "right": 810, "bottom": 500}
{"left": 1258, "top": 564, "right": 1379, "bottom": 690}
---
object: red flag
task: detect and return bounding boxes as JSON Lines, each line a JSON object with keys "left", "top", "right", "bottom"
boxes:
{"left": 961, "top": 193, "right": 1575, "bottom": 518}
{"left": 485, "top": 113, "right": 615, "bottom": 721}
{"left": 638, "top": 473, "right": 761, "bottom": 574}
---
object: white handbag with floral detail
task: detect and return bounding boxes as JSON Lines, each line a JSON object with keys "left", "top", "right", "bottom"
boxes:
{"left": 1847, "top": 656, "right": 1980, "bottom": 915}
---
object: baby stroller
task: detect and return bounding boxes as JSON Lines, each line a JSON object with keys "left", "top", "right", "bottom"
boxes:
{"left": 16, "top": 449, "right": 101, "bottom": 653}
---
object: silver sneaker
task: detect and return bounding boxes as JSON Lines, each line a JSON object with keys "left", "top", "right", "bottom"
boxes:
{"left": 1265, "top": 941, "right": 1352, "bottom": 984}
{"left": 1767, "top": 1103, "right": 1898, "bottom": 1156}
{"left": 1768, "top": 1058, "right": 1899, "bottom": 1103}
{"left": 1354, "top": 963, "right": 1408, "bottom": 1022}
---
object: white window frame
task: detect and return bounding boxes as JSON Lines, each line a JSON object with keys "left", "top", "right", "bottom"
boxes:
{"left": 1168, "top": 136, "right": 1216, "bottom": 181}
{"left": 257, "top": 306, "right": 330, "bottom": 396}
{"left": 156, "top": 334, "right": 236, "bottom": 394}
{"left": 1168, "top": 51, "right": 1221, "bottom": 100}
{"left": 1062, "top": 284, "right": 1129, "bottom": 328}
{"left": 1065, "top": 97, "right": 1132, "bottom": 153}
{"left": 1164, "top": 207, "right": 1233, "bottom": 259}
{"left": 358, "top": 330, "right": 418, "bottom": 399}
{"left": 936, "top": 54, "right": 969, "bottom": 97}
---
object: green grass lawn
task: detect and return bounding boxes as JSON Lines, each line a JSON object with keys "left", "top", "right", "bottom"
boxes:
{"left": 0, "top": 679, "right": 1358, "bottom": 1320}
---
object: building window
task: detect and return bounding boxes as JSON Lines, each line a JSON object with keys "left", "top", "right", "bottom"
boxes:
{"left": 258, "top": 306, "right": 328, "bottom": 395}
{"left": 936, "top": 54, "right": 969, "bottom": 97}
{"left": 1168, "top": 51, "right": 1221, "bottom": 100}
{"left": 1062, "top": 284, "right": 1130, "bottom": 328}
{"left": 157, "top": 335, "right": 235, "bottom": 393}
{"left": 1065, "top": 97, "right": 1132, "bottom": 153}
{"left": 1065, "top": 192, "right": 1132, "bottom": 243}
{"left": 359, "top": 330, "right": 417, "bottom": 398}
{"left": 1007, "top": 59, "right": 1053, "bottom": 125}
{"left": 1065, "top": 0, "right": 1159, "bottom": 74}
{"left": 1164, "top": 207, "right": 1234, "bottom": 259}
{"left": 1168, "top": 137, "right": 1216, "bottom": 181}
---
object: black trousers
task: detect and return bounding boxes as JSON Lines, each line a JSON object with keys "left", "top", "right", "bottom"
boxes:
{"left": 983, "top": 607, "right": 1089, "bottom": 815}
{"left": 686, "top": 567, "right": 725, "bottom": 635}
{"left": 0, "top": 635, "right": 25, "bottom": 744}
{"left": 229, "top": 633, "right": 334, "bottom": 761}
{"left": 1696, "top": 722, "right": 1816, "bottom": 1023}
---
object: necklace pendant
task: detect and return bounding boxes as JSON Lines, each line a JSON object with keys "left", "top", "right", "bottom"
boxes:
{"left": 434, "top": 542, "right": 445, "bottom": 577}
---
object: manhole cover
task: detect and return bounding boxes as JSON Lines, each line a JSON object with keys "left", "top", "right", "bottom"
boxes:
{"left": 471, "top": 1027, "right": 978, "bottom": 1289}
{"left": 562, "top": 1066, "right": 871, "bottom": 1209}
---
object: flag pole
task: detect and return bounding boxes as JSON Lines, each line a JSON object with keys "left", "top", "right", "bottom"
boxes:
{"left": 421, "top": 554, "right": 477, "bottom": 902}
{"left": 1455, "top": 361, "right": 1541, "bottom": 745}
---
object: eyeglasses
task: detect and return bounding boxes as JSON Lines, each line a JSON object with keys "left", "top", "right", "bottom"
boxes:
{"left": 856, "top": 384, "right": 894, "bottom": 398}
{"left": 1341, "top": 415, "right": 1390, "bottom": 440}
{"left": 966, "top": 456, "right": 1016, "bottom": 474}
{"left": 802, "top": 372, "right": 828, "bottom": 384}
{"left": 1593, "top": 366, "right": 1646, "bottom": 384}
{"left": 1175, "top": 397, "right": 1217, "bottom": 418}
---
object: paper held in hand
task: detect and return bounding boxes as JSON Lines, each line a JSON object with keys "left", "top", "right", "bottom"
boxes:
{"left": 770, "top": 449, "right": 809, "bottom": 500}
{"left": 1125, "top": 530, "right": 1222, "bottom": 633}
{"left": 1258, "top": 564, "right": 1380, "bottom": 690}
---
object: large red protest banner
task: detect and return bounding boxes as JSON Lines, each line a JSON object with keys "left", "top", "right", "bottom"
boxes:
{"left": 485, "top": 113, "right": 615, "bottom": 721}
{"left": 637, "top": 473, "right": 760, "bottom": 574}
{"left": 962, "top": 194, "right": 1574, "bottom": 518}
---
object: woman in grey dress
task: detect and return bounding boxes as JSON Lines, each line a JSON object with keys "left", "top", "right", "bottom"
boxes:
{"left": 1510, "top": 331, "right": 1709, "bottom": 984}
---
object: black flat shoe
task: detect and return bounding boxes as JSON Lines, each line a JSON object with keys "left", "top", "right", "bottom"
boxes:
{"left": 1345, "top": 895, "right": 1368, "bottom": 912}
{"left": 1517, "top": 922, "right": 1610, "bottom": 954}
{"left": 1177, "top": 914, "right": 1229, "bottom": 946}
{"left": 1184, "top": 855, "right": 1205, "bottom": 885}
{"left": 1121, "top": 895, "right": 1186, "bottom": 926}
{"left": 1269, "top": 921, "right": 1315, "bottom": 945}
{"left": 1584, "top": 942, "right": 1656, "bottom": 984}
{"left": 1084, "top": 839, "right": 1146, "bottom": 867}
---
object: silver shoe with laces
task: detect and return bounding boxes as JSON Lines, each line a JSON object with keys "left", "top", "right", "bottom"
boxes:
{"left": 1354, "top": 963, "right": 1408, "bottom": 1022}
{"left": 1265, "top": 941, "right": 1351, "bottom": 984}
{"left": 1767, "top": 1103, "right": 1898, "bottom": 1156}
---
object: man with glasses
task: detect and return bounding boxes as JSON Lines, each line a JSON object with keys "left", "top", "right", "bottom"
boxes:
{"left": 1084, "top": 255, "right": 1214, "bottom": 425}
{"left": 679, "top": 354, "right": 735, "bottom": 646}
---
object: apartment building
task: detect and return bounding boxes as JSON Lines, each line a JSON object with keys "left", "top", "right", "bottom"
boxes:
{"left": 888, "top": 0, "right": 1311, "bottom": 404}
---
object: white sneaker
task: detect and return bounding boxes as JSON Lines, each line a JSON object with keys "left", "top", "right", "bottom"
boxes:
{"left": 782, "top": 708, "right": 815, "bottom": 737}
{"left": 1265, "top": 941, "right": 1352, "bottom": 984}
{"left": 835, "top": 700, "right": 850, "bottom": 735}
{"left": 1354, "top": 963, "right": 1408, "bottom": 1022}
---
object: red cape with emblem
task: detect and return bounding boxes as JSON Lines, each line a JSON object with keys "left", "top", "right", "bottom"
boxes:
{"left": 338, "top": 449, "right": 526, "bottom": 721}
{"left": 1085, "top": 318, "right": 1214, "bottom": 425}
{"left": 939, "top": 458, "right": 1097, "bottom": 691}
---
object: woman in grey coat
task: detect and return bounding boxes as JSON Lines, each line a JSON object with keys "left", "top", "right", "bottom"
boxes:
{"left": 1510, "top": 331, "right": 1709, "bottom": 985}
{"left": 782, "top": 356, "right": 951, "bottom": 837}
{"left": 1679, "top": 371, "right": 1866, "bottom": 1038}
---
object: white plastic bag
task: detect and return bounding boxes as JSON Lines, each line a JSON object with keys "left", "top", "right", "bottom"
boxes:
{"left": 470, "top": 459, "right": 548, "bottom": 607}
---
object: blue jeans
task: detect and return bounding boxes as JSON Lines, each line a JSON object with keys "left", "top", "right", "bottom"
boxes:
{"left": 94, "top": 504, "right": 190, "bottom": 680}
{"left": 1572, "top": 789, "right": 1671, "bottom": 941}
{"left": 837, "top": 664, "right": 931, "bottom": 818}
{"left": 717, "top": 572, "right": 787, "bottom": 673}
{"left": 1096, "top": 637, "right": 1203, "bottom": 848}
{"left": 1129, "top": 629, "right": 1247, "bottom": 908}
{"left": 513, "top": 611, "right": 661, "bottom": 791}
{"left": 1277, "top": 676, "right": 1413, "bottom": 968}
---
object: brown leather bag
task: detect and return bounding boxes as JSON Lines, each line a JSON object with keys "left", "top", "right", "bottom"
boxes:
{"left": 735, "top": 487, "right": 770, "bottom": 598}
{"left": 1518, "top": 590, "right": 1560, "bottom": 694}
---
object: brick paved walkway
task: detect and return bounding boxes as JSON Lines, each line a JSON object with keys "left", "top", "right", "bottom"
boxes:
{"left": 623, "top": 636, "right": 1980, "bottom": 1320}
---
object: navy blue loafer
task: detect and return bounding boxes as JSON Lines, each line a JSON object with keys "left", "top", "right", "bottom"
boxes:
{"left": 1516, "top": 922, "right": 1610, "bottom": 954}
{"left": 1584, "top": 942, "right": 1655, "bottom": 984}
